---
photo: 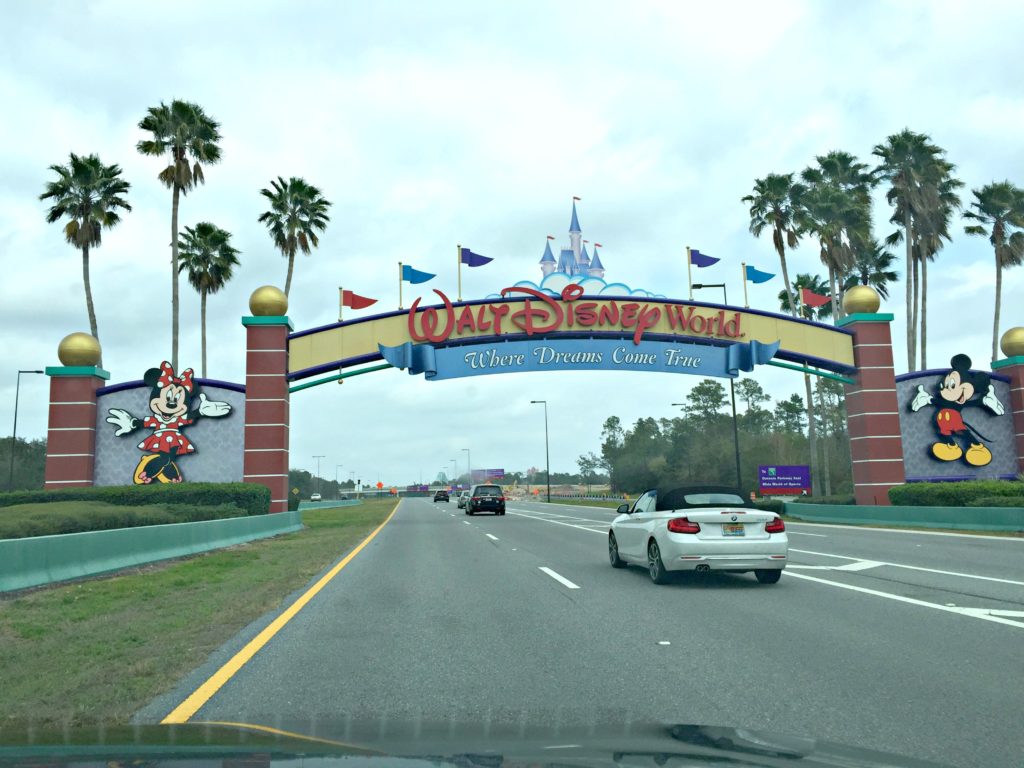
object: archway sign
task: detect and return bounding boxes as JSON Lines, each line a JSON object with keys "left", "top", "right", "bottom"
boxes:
{"left": 287, "top": 284, "right": 856, "bottom": 389}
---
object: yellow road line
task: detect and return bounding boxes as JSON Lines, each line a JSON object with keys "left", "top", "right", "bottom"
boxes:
{"left": 194, "top": 719, "right": 379, "bottom": 753}
{"left": 161, "top": 500, "right": 402, "bottom": 724}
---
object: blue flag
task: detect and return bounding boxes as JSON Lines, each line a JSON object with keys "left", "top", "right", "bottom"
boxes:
{"left": 745, "top": 265, "right": 775, "bottom": 284}
{"left": 460, "top": 248, "right": 493, "bottom": 268}
{"left": 689, "top": 249, "right": 719, "bottom": 268}
{"left": 402, "top": 264, "right": 436, "bottom": 284}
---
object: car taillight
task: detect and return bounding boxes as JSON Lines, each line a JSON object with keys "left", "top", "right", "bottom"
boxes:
{"left": 667, "top": 517, "right": 700, "bottom": 534}
{"left": 765, "top": 517, "right": 785, "bottom": 533}
{"left": 471, "top": 497, "right": 479, "bottom": 502}
{"left": 497, "top": 497, "right": 505, "bottom": 502}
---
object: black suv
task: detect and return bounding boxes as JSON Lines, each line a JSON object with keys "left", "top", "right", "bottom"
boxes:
{"left": 466, "top": 484, "right": 505, "bottom": 515}
{"left": 433, "top": 490, "right": 449, "bottom": 502}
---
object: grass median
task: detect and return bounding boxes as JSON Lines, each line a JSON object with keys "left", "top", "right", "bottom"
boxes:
{"left": 0, "top": 498, "right": 397, "bottom": 727}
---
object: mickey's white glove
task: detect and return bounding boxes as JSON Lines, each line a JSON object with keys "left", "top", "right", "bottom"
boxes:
{"left": 910, "top": 385, "right": 932, "bottom": 412}
{"left": 197, "top": 393, "right": 232, "bottom": 417}
{"left": 983, "top": 384, "right": 1005, "bottom": 415}
{"left": 106, "top": 409, "right": 138, "bottom": 436}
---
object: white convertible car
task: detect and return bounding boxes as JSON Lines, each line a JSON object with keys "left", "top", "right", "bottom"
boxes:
{"left": 608, "top": 485, "right": 788, "bottom": 584}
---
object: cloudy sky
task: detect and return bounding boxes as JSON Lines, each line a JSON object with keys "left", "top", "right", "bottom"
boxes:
{"left": 3, "top": 0, "right": 1023, "bottom": 485}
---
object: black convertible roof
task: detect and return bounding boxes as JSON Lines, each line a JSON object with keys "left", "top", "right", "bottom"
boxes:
{"left": 654, "top": 484, "right": 751, "bottom": 511}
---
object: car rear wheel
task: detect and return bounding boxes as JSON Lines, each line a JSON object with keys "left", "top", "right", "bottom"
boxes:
{"left": 755, "top": 569, "right": 782, "bottom": 584}
{"left": 608, "top": 533, "right": 626, "bottom": 568}
{"left": 647, "top": 540, "right": 671, "bottom": 584}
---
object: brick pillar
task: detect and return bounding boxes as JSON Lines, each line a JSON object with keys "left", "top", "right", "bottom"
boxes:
{"left": 242, "top": 316, "right": 291, "bottom": 513}
{"left": 838, "top": 312, "right": 905, "bottom": 505}
{"left": 43, "top": 366, "right": 110, "bottom": 489}
{"left": 991, "top": 355, "right": 1024, "bottom": 474}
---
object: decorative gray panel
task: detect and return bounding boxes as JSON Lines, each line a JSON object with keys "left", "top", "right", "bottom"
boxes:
{"left": 897, "top": 369, "right": 1017, "bottom": 482}
{"left": 94, "top": 383, "right": 245, "bottom": 487}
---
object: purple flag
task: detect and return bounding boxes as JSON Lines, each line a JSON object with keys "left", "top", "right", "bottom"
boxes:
{"left": 460, "top": 247, "right": 493, "bottom": 268}
{"left": 690, "top": 249, "right": 720, "bottom": 268}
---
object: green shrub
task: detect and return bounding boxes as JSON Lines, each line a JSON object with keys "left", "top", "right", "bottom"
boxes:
{"left": 791, "top": 494, "right": 856, "bottom": 505}
{"left": 0, "top": 500, "right": 249, "bottom": 539}
{"left": 0, "top": 482, "right": 269, "bottom": 516}
{"left": 889, "top": 480, "right": 1024, "bottom": 507}
{"left": 966, "top": 496, "right": 1024, "bottom": 508}
{"left": 752, "top": 499, "right": 784, "bottom": 513}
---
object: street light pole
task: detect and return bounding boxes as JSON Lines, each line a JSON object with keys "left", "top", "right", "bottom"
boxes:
{"left": 530, "top": 400, "right": 550, "bottom": 502}
{"left": 9, "top": 369, "right": 44, "bottom": 491}
{"left": 461, "top": 447, "right": 470, "bottom": 484}
{"left": 336, "top": 464, "right": 343, "bottom": 498}
{"left": 688, "top": 283, "right": 743, "bottom": 490}
{"left": 313, "top": 455, "right": 325, "bottom": 496}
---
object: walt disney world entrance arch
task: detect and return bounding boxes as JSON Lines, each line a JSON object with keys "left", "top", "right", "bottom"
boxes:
{"left": 42, "top": 280, "right": 1024, "bottom": 510}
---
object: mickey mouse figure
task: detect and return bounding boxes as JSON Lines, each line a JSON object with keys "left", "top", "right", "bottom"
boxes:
{"left": 106, "top": 361, "right": 232, "bottom": 484}
{"left": 910, "top": 354, "right": 1005, "bottom": 466}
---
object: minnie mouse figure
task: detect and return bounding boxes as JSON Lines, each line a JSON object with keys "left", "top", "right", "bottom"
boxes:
{"left": 106, "top": 361, "right": 232, "bottom": 484}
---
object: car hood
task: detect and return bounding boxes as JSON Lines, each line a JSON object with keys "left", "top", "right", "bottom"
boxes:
{"left": 0, "top": 721, "right": 955, "bottom": 767}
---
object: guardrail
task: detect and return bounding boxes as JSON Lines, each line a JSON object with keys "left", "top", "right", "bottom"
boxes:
{"left": 784, "top": 502, "right": 1024, "bottom": 532}
{"left": 0, "top": 511, "right": 304, "bottom": 593}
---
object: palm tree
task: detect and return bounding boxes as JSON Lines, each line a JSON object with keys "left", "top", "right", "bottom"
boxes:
{"left": 137, "top": 100, "right": 223, "bottom": 370}
{"left": 963, "top": 182, "right": 1024, "bottom": 361}
{"left": 777, "top": 273, "right": 833, "bottom": 496}
{"left": 843, "top": 239, "right": 899, "bottom": 300}
{"left": 39, "top": 153, "right": 131, "bottom": 360}
{"left": 258, "top": 177, "right": 332, "bottom": 296}
{"left": 178, "top": 223, "right": 240, "bottom": 377}
{"left": 872, "top": 130, "right": 955, "bottom": 371}
{"left": 742, "top": 173, "right": 802, "bottom": 312}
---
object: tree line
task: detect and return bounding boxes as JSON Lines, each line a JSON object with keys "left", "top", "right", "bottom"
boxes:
{"left": 39, "top": 99, "right": 332, "bottom": 376}
{"left": 593, "top": 377, "right": 850, "bottom": 496}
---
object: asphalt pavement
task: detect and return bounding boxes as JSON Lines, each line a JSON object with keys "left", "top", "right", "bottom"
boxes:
{"left": 142, "top": 497, "right": 1024, "bottom": 768}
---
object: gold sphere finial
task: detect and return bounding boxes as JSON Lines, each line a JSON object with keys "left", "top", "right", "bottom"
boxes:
{"left": 57, "top": 332, "right": 101, "bottom": 366}
{"left": 1000, "top": 327, "right": 1024, "bottom": 358}
{"left": 843, "top": 285, "right": 881, "bottom": 315}
{"left": 249, "top": 285, "right": 288, "bottom": 316}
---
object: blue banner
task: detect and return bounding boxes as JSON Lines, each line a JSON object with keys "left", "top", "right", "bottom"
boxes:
{"left": 379, "top": 338, "right": 779, "bottom": 381}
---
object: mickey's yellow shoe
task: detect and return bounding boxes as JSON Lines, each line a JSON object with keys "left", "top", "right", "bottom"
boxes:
{"left": 965, "top": 443, "right": 992, "bottom": 467}
{"left": 931, "top": 442, "right": 963, "bottom": 462}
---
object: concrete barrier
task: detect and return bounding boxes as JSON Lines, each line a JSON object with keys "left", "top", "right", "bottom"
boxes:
{"left": 784, "top": 502, "right": 1024, "bottom": 532}
{"left": 0, "top": 511, "right": 304, "bottom": 593}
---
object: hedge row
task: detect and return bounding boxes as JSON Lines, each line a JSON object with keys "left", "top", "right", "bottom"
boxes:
{"left": 0, "top": 482, "right": 270, "bottom": 517}
{"left": 889, "top": 480, "right": 1024, "bottom": 507}
{"left": 0, "top": 501, "right": 248, "bottom": 539}
{"left": 790, "top": 494, "right": 856, "bottom": 505}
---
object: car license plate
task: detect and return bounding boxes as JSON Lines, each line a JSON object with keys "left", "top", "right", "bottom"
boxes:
{"left": 722, "top": 523, "right": 745, "bottom": 537}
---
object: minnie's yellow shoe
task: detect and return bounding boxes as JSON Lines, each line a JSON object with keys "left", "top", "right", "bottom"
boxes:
{"left": 133, "top": 454, "right": 160, "bottom": 484}
{"left": 965, "top": 443, "right": 992, "bottom": 467}
{"left": 931, "top": 442, "right": 962, "bottom": 462}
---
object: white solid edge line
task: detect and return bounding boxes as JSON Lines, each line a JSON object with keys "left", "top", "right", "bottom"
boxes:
{"left": 786, "top": 520, "right": 1024, "bottom": 542}
{"left": 784, "top": 571, "right": 1024, "bottom": 629}
{"left": 789, "top": 548, "right": 1024, "bottom": 586}
{"left": 539, "top": 567, "right": 580, "bottom": 589}
{"left": 485, "top": 533, "right": 499, "bottom": 541}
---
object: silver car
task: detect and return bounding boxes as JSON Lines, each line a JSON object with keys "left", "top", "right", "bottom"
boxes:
{"left": 457, "top": 491, "right": 469, "bottom": 509}
{"left": 608, "top": 485, "right": 788, "bottom": 584}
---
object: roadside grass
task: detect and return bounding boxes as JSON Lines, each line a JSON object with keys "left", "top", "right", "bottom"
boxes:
{"left": 0, "top": 499, "right": 397, "bottom": 727}
{"left": 0, "top": 500, "right": 248, "bottom": 539}
{"left": 783, "top": 515, "right": 1024, "bottom": 537}
{"left": 544, "top": 498, "right": 623, "bottom": 509}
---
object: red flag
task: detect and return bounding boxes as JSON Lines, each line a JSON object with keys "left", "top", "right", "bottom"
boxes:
{"left": 546, "top": 235, "right": 555, "bottom": 240}
{"left": 801, "top": 287, "right": 831, "bottom": 308}
{"left": 572, "top": 196, "right": 581, "bottom": 201}
{"left": 594, "top": 243, "right": 603, "bottom": 248}
{"left": 341, "top": 289, "right": 378, "bottom": 310}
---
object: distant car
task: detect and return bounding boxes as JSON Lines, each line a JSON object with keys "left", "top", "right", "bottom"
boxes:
{"left": 457, "top": 491, "right": 469, "bottom": 509}
{"left": 433, "top": 490, "right": 449, "bottom": 502}
{"left": 310, "top": 493, "right": 322, "bottom": 502}
{"left": 466, "top": 484, "right": 505, "bottom": 515}
{"left": 608, "top": 485, "right": 787, "bottom": 585}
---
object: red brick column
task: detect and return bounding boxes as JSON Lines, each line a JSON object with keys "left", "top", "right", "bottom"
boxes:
{"left": 991, "top": 357, "right": 1024, "bottom": 474}
{"left": 242, "top": 317, "right": 291, "bottom": 513}
{"left": 839, "top": 313, "right": 905, "bottom": 505}
{"left": 43, "top": 367, "right": 110, "bottom": 489}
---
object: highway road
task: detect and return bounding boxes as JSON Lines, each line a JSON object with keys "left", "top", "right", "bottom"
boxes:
{"left": 143, "top": 497, "right": 1024, "bottom": 768}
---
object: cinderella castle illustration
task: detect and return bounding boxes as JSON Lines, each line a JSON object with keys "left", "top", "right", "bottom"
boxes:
{"left": 538, "top": 200, "right": 606, "bottom": 280}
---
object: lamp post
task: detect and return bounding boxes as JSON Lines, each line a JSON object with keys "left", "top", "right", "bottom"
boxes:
{"left": 461, "top": 447, "right": 471, "bottom": 484}
{"left": 9, "top": 370, "right": 44, "bottom": 491}
{"left": 336, "top": 464, "right": 343, "bottom": 498}
{"left": 313, "top": 455, "right": 325, "bottom": 496}
{"left": 529, "top": 400, "right": 550, "bottom": 502}
{"left": 688, "top": 282, "right": 743, "bottom": 490}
